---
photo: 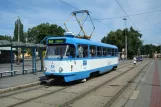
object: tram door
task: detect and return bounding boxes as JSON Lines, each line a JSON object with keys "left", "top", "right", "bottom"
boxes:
{"left": 77, "top": 44, "right": 89, "bottom": 71}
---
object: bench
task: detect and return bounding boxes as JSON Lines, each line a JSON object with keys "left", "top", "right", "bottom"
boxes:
{"left": 0, "top": 70, "right": 19, "bottom": 77}
{"left": 23, "top": 68, "right": 37, "bottom": 74}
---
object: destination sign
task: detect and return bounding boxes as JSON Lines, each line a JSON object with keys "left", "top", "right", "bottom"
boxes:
{"left": 48, "top": 39, "right": 66, "bottom": 44}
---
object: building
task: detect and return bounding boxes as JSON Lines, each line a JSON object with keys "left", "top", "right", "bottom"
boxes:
{"left": 0, "top": 47, "right": 16, "bottom": 63}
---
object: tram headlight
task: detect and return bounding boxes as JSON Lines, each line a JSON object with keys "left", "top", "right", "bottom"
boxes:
{"left": 59, "top": 67, "right": 63, "bottom": 72}
{"left": 43, "top": 67, "right": 47, "bottom": 71}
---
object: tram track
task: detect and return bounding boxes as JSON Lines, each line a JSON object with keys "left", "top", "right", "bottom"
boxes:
{"left": 0, "top": 60, "right": 132, "bottom": 98}
{"left": 60, "top": 60, "right": 151, "bottom": 107}
{"left": 1, "top": 60, "right": 146, "bottom": 107}
{"left": 118, "top": 60, "right": 153, "bottom": 107}
{"left": 103, "top": 60, "right": 152, "bottom": 107}
{"left": 7, "top": 86, "right": 68, "bottom": 107}
{"left": 117, "top": 62, "right": 133, "bottom": 69}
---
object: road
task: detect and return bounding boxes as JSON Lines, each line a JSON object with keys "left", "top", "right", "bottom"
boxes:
{"left": 0, "top": 59, "right": 154, "bottom": 107}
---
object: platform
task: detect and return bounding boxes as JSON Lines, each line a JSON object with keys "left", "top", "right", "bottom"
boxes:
{"left": 0, "top": 60, "right": 45, "bottom": 89}
{"left": 124, "top": 59, "right": 161, "bottom": 107}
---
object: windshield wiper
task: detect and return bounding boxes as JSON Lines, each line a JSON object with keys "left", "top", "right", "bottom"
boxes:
{"left": 57, "top": 54, "right": 64, "bottom": 60}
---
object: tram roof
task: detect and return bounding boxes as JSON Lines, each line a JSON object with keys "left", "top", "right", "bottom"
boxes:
{"left": 47, "top": 37, "right": 118, "bottom": 49}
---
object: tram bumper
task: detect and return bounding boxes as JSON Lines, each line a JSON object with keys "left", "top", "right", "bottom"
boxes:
{"left": 44, "top": 71, "right": 90, "bottom": 82}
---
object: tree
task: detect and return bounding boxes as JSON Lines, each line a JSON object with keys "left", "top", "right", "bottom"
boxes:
{"left": 23, "top": 32, "right": 28, "bottom": 43}
{"left": 156, "top": 45, "right": 161, "bottom": 54}
{"left": 0, "top": 35, "right": 12, "bottom": 41}
{"left": 13, "top": 18, "right": 25, "bottom": 42}
{"left": 101, "top": 27, "right": 143, "bottom": 59}
{"left": 140, "top": 44, "right": 158, "bottom": 58}
{"left": 27, "top": 23, "right": 65, "bottom": 43}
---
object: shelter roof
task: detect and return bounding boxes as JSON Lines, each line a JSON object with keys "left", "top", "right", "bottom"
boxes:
{"left": 0, "top": 40, "right": 11, "bottom": 46}
{"left": 36, "top": 44, "right": 45, "bottom": 48}
{"left": 0, "top": 40, "right": 45, "bottom": 49}
{"left": 12, "top": 41, "right": 25, "bottom": 47}
{"left": 25, "top": 43, "right": 36, "bottom": 47}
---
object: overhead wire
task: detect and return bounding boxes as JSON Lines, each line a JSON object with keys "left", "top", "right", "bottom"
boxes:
{"left": 115, "top": 0, "right": 140, "bottom": 31}
{"left": 3, "top": 0, "right": 160, "bottom": 33}
{"left": 58, "top": 0, "right": 115, "bottom": 30}
{"left": 95, "top": 9, "right": 161, "bottom": 20}
{"left": 1, "top": 0, "right": 160, "bottom": 32}
{"left": 59, "top": 0, "right": 79, "bottom": 10}
{"left": 92, "top": 17, "right": 114, "bottom": 30}
{"left": 3, "top": 8, "right": 161, "bottom": 22}
{"left": 5, "top": 0, "right": 160, "bottom": 31}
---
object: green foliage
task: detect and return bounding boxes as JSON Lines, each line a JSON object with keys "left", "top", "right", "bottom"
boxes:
{"left": 140, "top": 44, "right": 159, "bottom": 58}
{"left": 13, "top": 18, "right": 25, "bottom": 42}
{"left": 0, "top": 35, "right": 12, "bottom": 41}
{"left": 27, "top": 23, "right": 65, "bottom": 43}
{"left": 101, "top": 27, "right": 143, "bottom": 59}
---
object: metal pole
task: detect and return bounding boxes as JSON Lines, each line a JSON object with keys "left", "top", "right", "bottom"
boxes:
{"left": 74, "top": 14, "right": 86, "bottom": 37}
{"left": 22, "top": 48, "right": 24, "bottom": 74}
{"left": 32, "top": 48, "right": 34, "bottom": 73}
{"left": 34, "top": 48, "right": 36, "bottom": 74}
{"left": 11, "top": 47, "right": 13, "bottom": 71}
{"left": 160, "top": 44, "right": 161, "bottom": 58}
{"left": 123, "top": 18, "right": 127, "bottom": 60}
{"left": 17, "top": 17, "right": 20, "bottom": 65}
{"left": 160, "top": 44, "right": 161, "bottom": 54}
{"left": 125, "top": 20, "right": 127, "bottom": 60}
{"left": 18, "top": 18, "right": 20, "bottom": 42}
{"left": 40, "top": 49, "right": 43, "bottom": 71}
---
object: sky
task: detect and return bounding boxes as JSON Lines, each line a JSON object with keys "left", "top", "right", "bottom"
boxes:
{"left": 0, "top": 0, "right": 161, "bottom": 45}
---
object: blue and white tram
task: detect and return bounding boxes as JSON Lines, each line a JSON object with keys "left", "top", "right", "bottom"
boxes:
{"left": 43, "top": 33, "right": 119, "bottom": 82}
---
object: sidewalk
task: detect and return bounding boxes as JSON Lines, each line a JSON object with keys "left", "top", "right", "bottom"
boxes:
{"left": 0, "top": 71, "right": 45, "bottom": 89}
{"left": 124, "top": 59, "right": 161, "bottom": 107}
{"left": 0, "top": 60, "right": 42, "bottom": 76}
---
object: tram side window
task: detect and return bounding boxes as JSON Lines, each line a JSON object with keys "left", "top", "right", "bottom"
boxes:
{"left": 97, "top": 46, "right": 102, "bottom": 57}
{"left": 108, "top": 48, "right": 111, "bottom": 56}
{"left": 115, "top": 49, "right": 118, "bottom": 56}
{"left": 103, "top": 47, "right": 107, "bottom": 56}
{"left": 90, "top": 45, "right": 96, "bottom": 57}
{"left": 112, "top": 49, "right": 115, "bottom": 56}
{"left": 77, "top": 45, "right": 88, "bottom": 58}
{"left": 83, "top": 45, "right": 88, "bottom": 58}
{"left": 66, "top": 45, "right": 76, "bottom": 58}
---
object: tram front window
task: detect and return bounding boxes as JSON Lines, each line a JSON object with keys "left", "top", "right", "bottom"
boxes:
{"left": 46, "top": 44, "right": 76, "bottom": 58}
{"left": 46, "top": 45, "right": 67, "bottom": 58}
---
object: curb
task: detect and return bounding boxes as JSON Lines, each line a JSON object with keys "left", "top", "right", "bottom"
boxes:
{"left": 0, "top": 81, "right": 41, "bottom": 94}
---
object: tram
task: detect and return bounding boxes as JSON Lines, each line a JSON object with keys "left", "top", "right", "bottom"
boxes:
{"left": 43, "top": 10, "right": 118, "bottom": 82}
{"left": 43, "top": 32, "right": 119, "bottom": 82}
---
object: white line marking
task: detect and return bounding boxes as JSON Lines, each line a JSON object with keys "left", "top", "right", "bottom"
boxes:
{"left": 129, "top": 90, "right": 140, "bottom": 99}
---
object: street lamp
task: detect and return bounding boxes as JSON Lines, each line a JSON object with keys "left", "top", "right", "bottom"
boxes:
{"left": 123, "top": 18, "right": 127, "bottom": 60}
{"left": 160, "top": 44, "right": 161, "bottom": 55}
{"left": 17, "top": 17, "right": 20, "bottom": 65}
{"left": 158, "top": 43, "right": 161, "bottom": 57}
{"left": 160, "top": 38, "right": 161, "bottom": 55}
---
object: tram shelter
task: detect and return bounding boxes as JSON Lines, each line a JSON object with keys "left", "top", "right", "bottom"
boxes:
{"left": 0, "top": 40, "right": 45, "bottom": 77}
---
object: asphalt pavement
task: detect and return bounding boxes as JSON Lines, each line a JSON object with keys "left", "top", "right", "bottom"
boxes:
{"left": 0, "top": 60, "right": 45, "bottom": 90}
{"left": 0, "top": 60, "right": 130, "bottom": 93}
